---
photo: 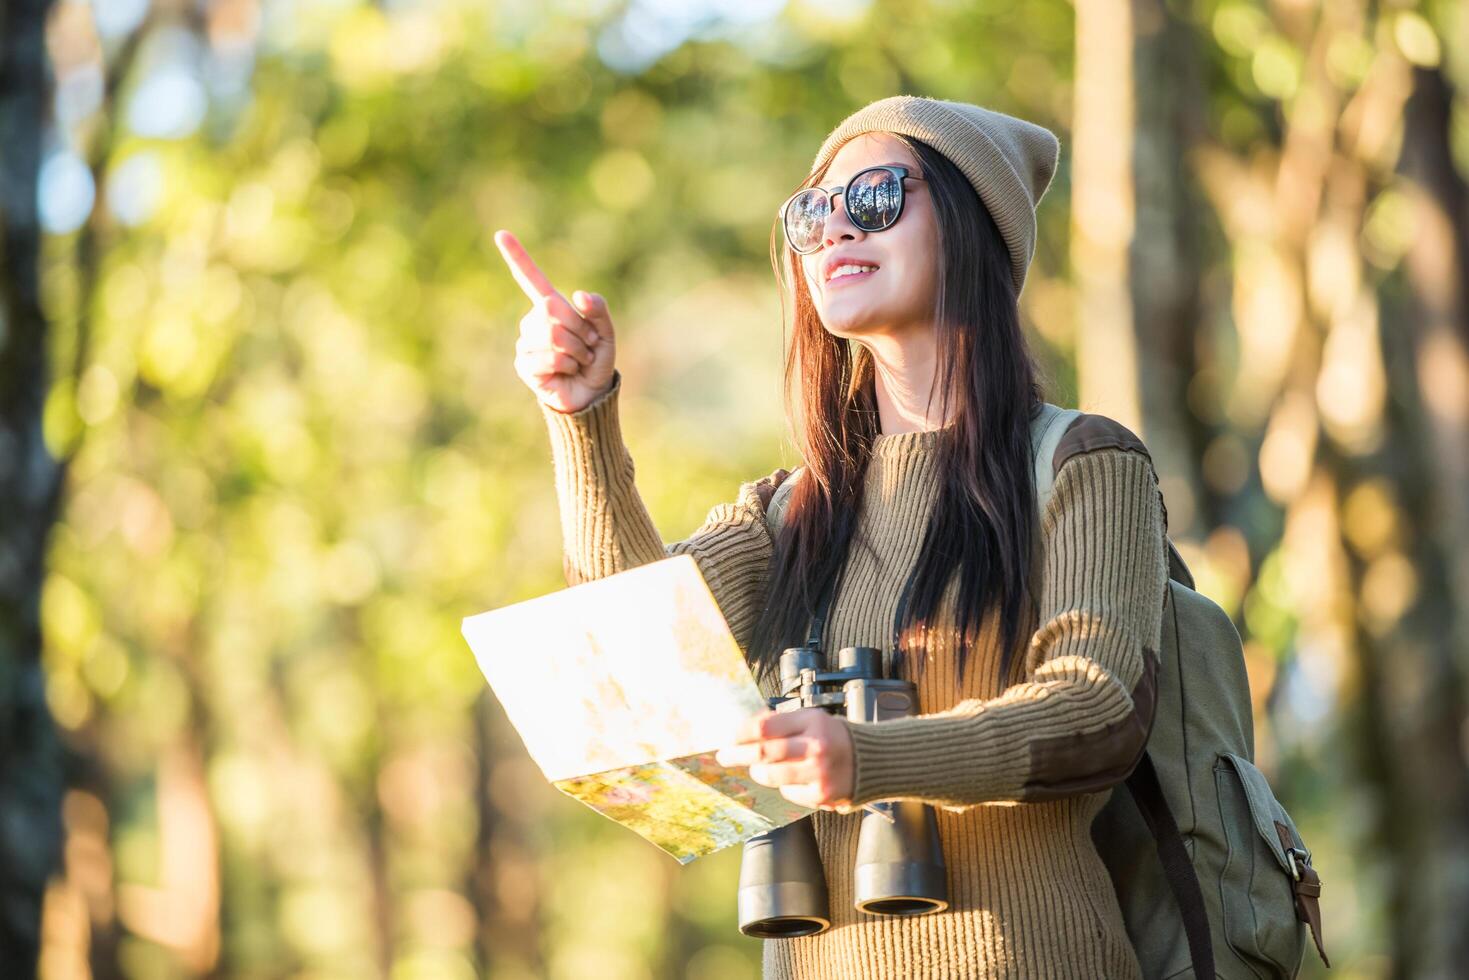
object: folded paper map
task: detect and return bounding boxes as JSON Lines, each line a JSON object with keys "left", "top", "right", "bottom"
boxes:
{"left": 461, "top": 554, "right": 813, "bottom": 863}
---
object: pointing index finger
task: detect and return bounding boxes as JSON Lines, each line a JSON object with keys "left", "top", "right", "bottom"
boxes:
{"left": 494, "top": 229, "right": 560, "bottom": 302}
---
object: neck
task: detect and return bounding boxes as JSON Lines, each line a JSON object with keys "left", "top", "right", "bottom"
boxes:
{"left": 863, "top": 326, "right": 950, "bottom": 435}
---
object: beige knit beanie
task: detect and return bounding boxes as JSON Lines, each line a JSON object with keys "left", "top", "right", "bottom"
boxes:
{"left": 808, "top": 95, "right": 1061, "bottom": 298}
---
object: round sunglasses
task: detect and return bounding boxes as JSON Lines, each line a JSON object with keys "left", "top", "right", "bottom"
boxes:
{"left": 778, "top": 165, "right": 925, "bottom": 255}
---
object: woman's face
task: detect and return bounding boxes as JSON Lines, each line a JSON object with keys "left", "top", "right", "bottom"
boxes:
{"left": 797, "top": 132, "right": 939, "bottom": 345}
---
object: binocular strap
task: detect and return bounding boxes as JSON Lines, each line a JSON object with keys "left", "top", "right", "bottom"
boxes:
{"left": 807, "top": 551, "right": 923, "bottom": 666}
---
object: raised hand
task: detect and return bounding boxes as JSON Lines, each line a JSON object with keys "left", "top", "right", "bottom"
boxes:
{"left": 496, "top": 229, "right": 617, "bottom": 414}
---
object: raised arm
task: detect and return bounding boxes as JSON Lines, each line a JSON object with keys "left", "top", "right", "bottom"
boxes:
{"left": 497, "top": 227, "right": 787, "bottom": 651}
{"left": 838, "top": 418, "right": 1169, "bottom": 810}
{"left": 541, "top": 368, "right": 787, "bottom": 652}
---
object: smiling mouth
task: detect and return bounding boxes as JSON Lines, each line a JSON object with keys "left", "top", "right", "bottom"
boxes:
{"left": 827, "top": 267, "right": 879, "bottom": 287}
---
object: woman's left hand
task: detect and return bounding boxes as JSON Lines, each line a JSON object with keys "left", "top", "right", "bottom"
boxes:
{"left": 715, "top": 707, "right": 856, "bottom": 810}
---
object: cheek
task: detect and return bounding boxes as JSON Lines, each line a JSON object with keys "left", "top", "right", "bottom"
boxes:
{"left": 892, "top": 213, "right": 939, "bottom": 268}
{"left": 888, "top": 228, "right": 938, "bottom": 296}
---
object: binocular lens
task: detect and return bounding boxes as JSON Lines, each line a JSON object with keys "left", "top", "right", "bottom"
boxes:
{"left": 852, "top": 799, "right": 949, "bottom": 917}
{"left": 737, "top": 822, "right": 832, "bottom": 938}
{"left": 859, "top": 897, "right": 945, "bottom": 915}
{"left": 740, "top": 914, "right": 829, "bottom": 940}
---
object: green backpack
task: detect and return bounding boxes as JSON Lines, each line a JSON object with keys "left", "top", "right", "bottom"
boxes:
{"left": 763, "top": 403, "right": 1330, "bottom": 979}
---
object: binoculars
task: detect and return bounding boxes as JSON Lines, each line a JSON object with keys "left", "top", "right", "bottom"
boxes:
{"left": 736, "top": 643, "right": 949, "bottom": 938}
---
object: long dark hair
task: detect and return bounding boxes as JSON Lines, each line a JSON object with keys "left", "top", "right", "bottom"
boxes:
{"left": 747, "top": 134, "right": 1046, "bottom": 691}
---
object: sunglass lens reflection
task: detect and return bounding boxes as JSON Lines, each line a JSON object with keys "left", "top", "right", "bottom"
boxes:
{"left": 847, "top": 169, "right": 901, "bottom": 231}
{"left": 785, "top": 189, "right": 828, "bottom": 252}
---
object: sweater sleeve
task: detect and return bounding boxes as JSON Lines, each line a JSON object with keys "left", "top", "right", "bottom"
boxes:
{"left": 838, "top": 435, "right": 1169, "bottom": 810}
{"left": 539, "top": 369, "right": 785, "bottom": 652}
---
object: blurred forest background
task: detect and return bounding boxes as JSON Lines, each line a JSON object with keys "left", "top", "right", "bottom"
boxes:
{"left": 1, "top": 0, "right": 1466, "bottom": 977}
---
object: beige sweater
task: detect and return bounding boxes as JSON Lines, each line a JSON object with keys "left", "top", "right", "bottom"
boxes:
{"left": 541, "top": 370, "right": 1169, "bottom": 980}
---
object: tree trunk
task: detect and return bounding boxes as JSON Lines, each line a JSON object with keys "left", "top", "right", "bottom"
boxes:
{"left": 1397, "top": 64, "right": 1469, "bottom": 666}
{"left": 469, "top": 692, "right": 545, "bottom": 975}
{"left": 1128, "top": 0, "right": 1209, "bottom": 536}
{"left": 0, "top": 0, "right": 67, "bottom": 974}
{"left": 1379, "top": 62, "right": 1469, "bottom": 977}
{"left": 1072, "top": 0, "right": 1141, "bottom": 428}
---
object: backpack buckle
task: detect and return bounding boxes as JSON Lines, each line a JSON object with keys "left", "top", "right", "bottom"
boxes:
{"left": 1285, "top": 846, "right": 1311, "bottom": 882}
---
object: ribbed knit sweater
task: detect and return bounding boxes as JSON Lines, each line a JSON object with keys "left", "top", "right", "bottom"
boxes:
{"left": 540, "top": 369, "right": 1169, "bottom": 980}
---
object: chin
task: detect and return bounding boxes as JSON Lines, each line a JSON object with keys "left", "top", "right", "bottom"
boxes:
{"left": 817, "top": 306, "right": 892, "bottom": 339}
{"left": 816, "top": 310, "right": 861, "bottom": 333}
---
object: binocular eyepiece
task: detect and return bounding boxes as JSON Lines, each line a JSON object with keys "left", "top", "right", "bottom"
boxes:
{"left": 736, "top": 644, "right": 949, "bottom": 938}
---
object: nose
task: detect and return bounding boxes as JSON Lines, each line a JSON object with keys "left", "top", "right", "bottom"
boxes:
{"left": 820, "top": 192, "right": 866, "bottom": 249}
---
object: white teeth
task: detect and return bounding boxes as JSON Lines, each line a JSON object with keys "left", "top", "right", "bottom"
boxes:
{"left": 829, "top": 264, "right": 878, "bottom": 281}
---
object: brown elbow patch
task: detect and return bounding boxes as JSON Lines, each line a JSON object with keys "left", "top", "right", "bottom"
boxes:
{"left": 1019, "top": 646, "right": 1160, "bottom": 802}
{"left": 1053, "top": 414, "right": 1151, "bottom": 477}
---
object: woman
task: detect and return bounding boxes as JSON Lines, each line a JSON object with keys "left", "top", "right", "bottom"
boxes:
{"left": 498, "top": 95, "right": 1169, "bottom": 980}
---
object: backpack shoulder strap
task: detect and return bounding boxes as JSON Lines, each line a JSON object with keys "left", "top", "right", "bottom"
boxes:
{"left": 1127, "top": 755, "right": 1217, "bottom": 977}
{"left": 764, "top": 466, "right": 803, "bottom": 541}
{"left": 1030, "top": 403, "right": 1083, "bottom": 518}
